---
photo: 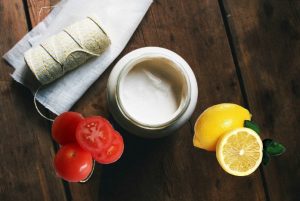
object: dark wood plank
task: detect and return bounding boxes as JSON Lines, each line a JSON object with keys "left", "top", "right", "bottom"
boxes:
{"left": 0, "top": 1, "right": 67, "bottom": 201}
{"left": 0, "top": 0, "right": 28, "bottom": 81}
{"left": 25, "top": 0, "right": 267, "bottom": 201}
{"left": 221, "top": 0, "right": 300, "bottom": 201}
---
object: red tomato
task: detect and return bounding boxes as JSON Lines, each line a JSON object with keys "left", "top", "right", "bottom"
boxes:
{"left": 54, "top": 144, "right": 93, "bottom": 182}
{"left": 52, "top": 112, "right": 84, "bottom": 145}
{"left": 92, "top": 131, "right": 124, "bottom": 164}
{"left": 76, "top": 116, "right": 114, "bottom": 154}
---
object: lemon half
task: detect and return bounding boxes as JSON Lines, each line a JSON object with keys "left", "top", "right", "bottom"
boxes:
{"left": 216, "top": 128, "right": 263, "bottom": 176}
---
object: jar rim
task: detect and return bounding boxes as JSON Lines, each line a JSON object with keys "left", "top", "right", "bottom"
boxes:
{"left": 115, "top": 53, "right": 192, "bottom": 130}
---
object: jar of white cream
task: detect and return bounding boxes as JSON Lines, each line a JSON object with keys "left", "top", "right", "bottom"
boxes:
{"left": 107, "top": 47, "right": 198, "bottom": 138}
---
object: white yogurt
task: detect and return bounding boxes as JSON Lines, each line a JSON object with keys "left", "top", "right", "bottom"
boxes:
{"left": 107, "top": 47, "right": 198, "bottom": 138}
{"left": 119, "top": 57, "right": 186, "bottom": 126}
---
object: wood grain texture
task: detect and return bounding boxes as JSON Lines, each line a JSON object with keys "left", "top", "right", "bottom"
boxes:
{"left": 10, "top": 0, "right": 281, "bottom": 200}
{"left": 222, "top": 0, "right": 300, "bottom": 201}
{"left": 26, "top": 0, "right": 60, "bottom": 27}
{"left": 0, "top": 0, "right": 27, "bottom": 81}
{"left": 0, "top": 1, "right": 67, "bottom": 201}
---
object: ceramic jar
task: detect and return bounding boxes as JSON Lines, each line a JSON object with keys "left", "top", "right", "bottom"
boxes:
{"left": 107, "top": 47, "right": 198, "bottom": 138}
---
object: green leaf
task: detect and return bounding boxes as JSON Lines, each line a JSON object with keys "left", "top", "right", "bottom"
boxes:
{"left": 244, "top": 120, "right": 261, "bottom": 134}
{"left": 263, "top": 139, "right": 273, "bottom": 148}
{"left": 262, "top": 149, "right": 270, "bottom": 165}
{"left": 263, "top": 139, "right": 286, "bottom": 156}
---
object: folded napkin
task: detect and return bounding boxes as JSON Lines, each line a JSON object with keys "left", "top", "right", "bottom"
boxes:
{"left": 3, "top": 0, "right": 153, "bottom": 114}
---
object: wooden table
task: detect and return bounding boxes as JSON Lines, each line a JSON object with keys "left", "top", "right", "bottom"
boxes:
{"left": 1, "top": 0, "right": 299, "bottom": 201}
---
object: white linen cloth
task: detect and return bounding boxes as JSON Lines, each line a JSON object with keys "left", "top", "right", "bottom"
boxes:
{"left": 3, "top": 0, "right": 153, "bottom": 114}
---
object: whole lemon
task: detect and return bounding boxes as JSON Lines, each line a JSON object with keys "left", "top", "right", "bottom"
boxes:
{"left": 193, "top": 103, "right": 251, "bottom": 151}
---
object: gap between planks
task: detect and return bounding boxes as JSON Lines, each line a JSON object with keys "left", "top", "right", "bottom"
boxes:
{"left": 217, "top": 1, "right": 271, "bottom": 201}
{"left": 20, "top": 0, "right": 72, "bottom": 200}
{"left": 19, "top": 0, "right": 268, "bottom": 200}
{"left": 22, "top": 0, "right": 33, "bottom": 30}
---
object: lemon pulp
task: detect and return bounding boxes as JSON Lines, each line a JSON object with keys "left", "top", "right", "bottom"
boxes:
{"left": 216, "top": 128, "right": 263, "bottom": 176}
